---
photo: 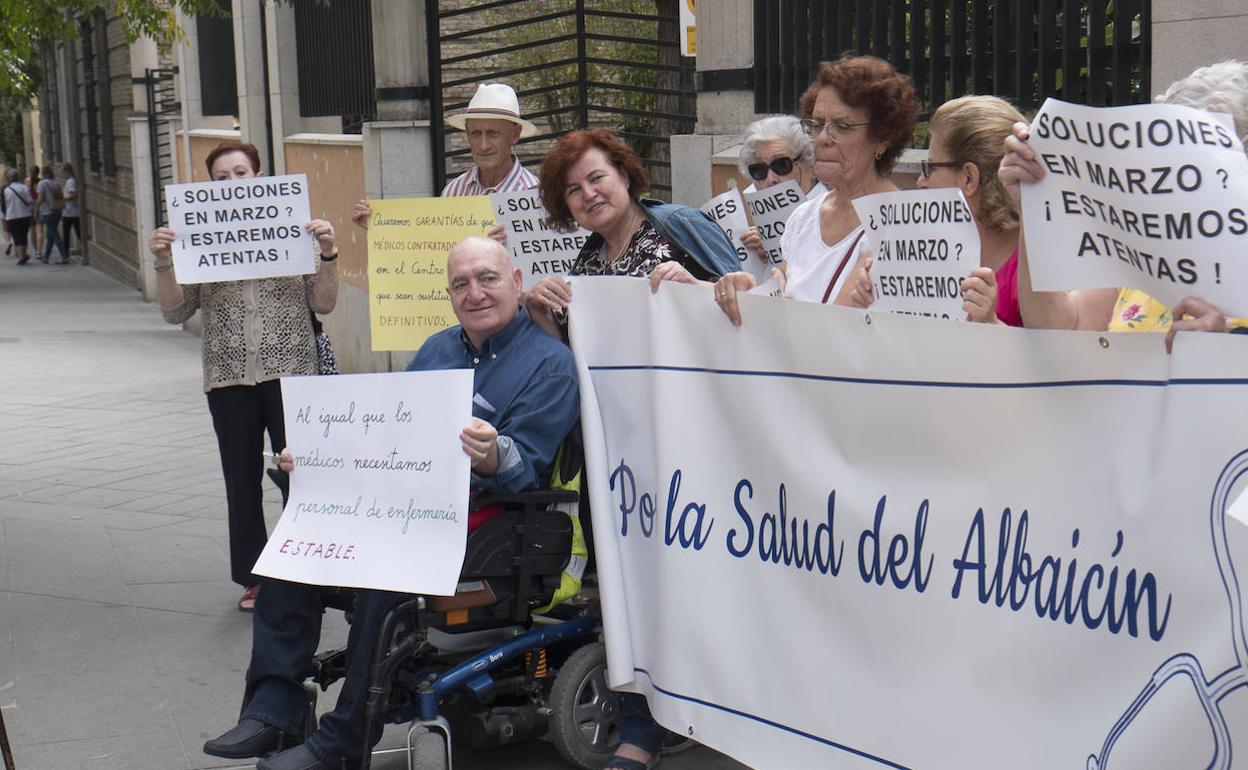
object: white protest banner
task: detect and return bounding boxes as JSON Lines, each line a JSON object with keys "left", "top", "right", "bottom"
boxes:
{"left": 1021, "top": 98, "right": 1248, "bottom": 314}
{"left": 568, "top": 276, "right": 1248, "bottom": 770}
{"left": 701, "top": 187, "right": 768, "bottom": 282}
{"left": 253, "top": 370, "right": 473, "bottom": 595}
{"left": 743, "top": 180, "right": 805, "bottom": 266}
{"left": 852, "top": 188, "right": 980, "bottom": 320}
{"left": 164, "top": 174, "right": 315, "bottom": 284}
{"left": 489, "top": 189, "right": 590, "bottom": 290}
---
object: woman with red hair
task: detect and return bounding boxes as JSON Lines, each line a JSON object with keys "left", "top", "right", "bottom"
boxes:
{"left": 148, "top": 141, "right": 340, "bottom": 611}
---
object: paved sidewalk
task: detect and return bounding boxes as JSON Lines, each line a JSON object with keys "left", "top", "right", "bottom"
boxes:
{"left": 0, "top": 258, "right": 745, "bottom": 769}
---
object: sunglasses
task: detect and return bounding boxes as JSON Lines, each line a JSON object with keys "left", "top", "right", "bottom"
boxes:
{"left": 920, "top": 160, "right": 962, "bottom": 178}
{"left": 746, "top": 156, "right": 796, "bottom": 181}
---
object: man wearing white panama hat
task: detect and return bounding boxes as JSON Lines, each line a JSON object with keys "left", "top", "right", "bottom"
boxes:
{"left": 442, "top": 82, "right": 540, "bottom": 196}
{"left": 350, "top": 83, "right": 538, "bottom": 240}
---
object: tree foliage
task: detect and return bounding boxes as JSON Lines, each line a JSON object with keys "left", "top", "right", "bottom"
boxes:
{"left": 0, "top": 0, "right": 226, "bottom": 98}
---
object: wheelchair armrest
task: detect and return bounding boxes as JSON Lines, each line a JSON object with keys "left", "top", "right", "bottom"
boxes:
{"left": 470, "top": 488, "right": 578, "bottom": 510}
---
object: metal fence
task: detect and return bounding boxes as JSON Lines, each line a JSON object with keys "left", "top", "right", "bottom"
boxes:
{"left": 427, "top": 0, "right": 695, "bottom": 198}
{"left": 294, "top": 0, "right": 376, "bottom": 132}
{"left": 754, "top": 0, "right": 1151, "bottom": 119}
{"left": 136, "top": 68, "right": 180, "bottom": 227}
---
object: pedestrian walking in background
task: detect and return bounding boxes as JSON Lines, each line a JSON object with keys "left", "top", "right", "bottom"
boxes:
{"left": 58, "top": 162, "right": 82, "bottom": 262}
{"left": 2, "top": 168, "right": 35, "bottom": 265}
{"left": 36, "top": 164, "right": 68, "bottom": 264}
{"left": 25, "top": 166, "right": 42, "bottom": 258}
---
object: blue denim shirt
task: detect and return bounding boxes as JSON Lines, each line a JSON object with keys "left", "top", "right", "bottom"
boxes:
{"left": 407, "top": 306, "right": 579, "bottom": 494}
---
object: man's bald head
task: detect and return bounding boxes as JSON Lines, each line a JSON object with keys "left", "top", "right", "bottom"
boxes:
{"left": 448, "top": 235, "right": 511, "bottom": 273}
{"left": 447, "top": 235, "right": 524, "bottom": 348}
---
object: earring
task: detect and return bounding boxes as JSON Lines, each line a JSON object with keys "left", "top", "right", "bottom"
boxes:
{"left": 875, "top": 151, "right": 882, "bottom": 161}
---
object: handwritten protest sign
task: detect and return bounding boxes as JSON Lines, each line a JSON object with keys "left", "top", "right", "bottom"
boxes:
{"left": 1021, "top": 98, "right": 1248, "bottom": 315}
{"left": 253, "top": 370, "right": 473, "bottom": 595}
{"left": 164, "top": 174, "right": 314, "bottom": 284}
{"left": 368, "top": 196, "right": 495, "bottom": 351}
{"left": 852, "top": 188, "right": 980, "bottom": 320}
{"left": 701, "top": 187, "right": 766, "bottom": 281}
{"left": 489, "top": 189, "right": 590, "bottom": 289}
{"left": 743, "top": 180, "right": 805, "bottom": 266}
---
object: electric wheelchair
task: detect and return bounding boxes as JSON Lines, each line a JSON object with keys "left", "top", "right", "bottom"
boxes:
{"left": 302, "top": 443, "right": 686, "bottom": 769}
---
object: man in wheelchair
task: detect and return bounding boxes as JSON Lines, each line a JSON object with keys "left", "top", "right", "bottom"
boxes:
{"left": 203, "top": 236, "right": 581, "bottom": 770}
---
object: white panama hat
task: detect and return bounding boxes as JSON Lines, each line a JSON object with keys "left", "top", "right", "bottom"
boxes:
{"left": 445, "top": 83, "right": 539, "bottom": 138}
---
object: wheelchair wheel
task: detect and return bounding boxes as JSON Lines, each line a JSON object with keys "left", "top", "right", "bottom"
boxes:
{"left": 411, "top": 726, "right": 448, "bottom": 770}
{"left": 548, "top": 641, "right": 620, "bottom": 769}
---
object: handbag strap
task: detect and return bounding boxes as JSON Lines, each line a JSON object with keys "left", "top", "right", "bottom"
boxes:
{"left": 820, "top": 228, "right": 866, "bottom": 304}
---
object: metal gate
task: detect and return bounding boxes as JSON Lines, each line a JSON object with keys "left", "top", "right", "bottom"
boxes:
{"left": 136, "top": 67, "right": 181, "bottom": 227}
{"left": 427, "top": 0, "right": 695, "bottom": 199}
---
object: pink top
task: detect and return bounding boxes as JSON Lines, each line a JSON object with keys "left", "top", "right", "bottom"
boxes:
{"left": 995, "top": 249, "right": 1023, "bottom": 327}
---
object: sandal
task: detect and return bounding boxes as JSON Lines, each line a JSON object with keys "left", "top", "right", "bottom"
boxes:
{"left": 238, "top": 584, "right": 260, "bottom": 612}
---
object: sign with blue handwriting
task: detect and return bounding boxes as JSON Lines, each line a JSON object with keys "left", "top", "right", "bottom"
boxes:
{"left": 253, "top": 370, "right": 472, "bottom": 595}
{"left": 164, "top": 174, "right": 316, "bottom": 284}
{"left": 569, "top": 276, "right": 1248, "bottom": 770}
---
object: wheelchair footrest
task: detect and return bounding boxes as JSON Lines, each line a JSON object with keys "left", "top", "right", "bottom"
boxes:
{"left": 312, "top": 646, "right": 347, "bottom": 690}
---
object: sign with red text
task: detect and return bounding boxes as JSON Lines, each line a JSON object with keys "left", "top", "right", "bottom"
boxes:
{"left": 852, "top": 188, "right": 981, "bottom": 320}
{"left": 253, "top": 370, "right": 472, "bottom": 595}
{"left": 1021, "top": 98, "right": 1248, "bottom": 314}
{"left": 570, "top": 276, "right": 1248, "bottom": 770}
{"left": 490, "top": 189, "right": 590, "bottom": 289}
{"left": 164, "top": 174, "right": 315, "bottom": 284}
{"left": 743, "top": 180, "right": 805, "bottom": 266}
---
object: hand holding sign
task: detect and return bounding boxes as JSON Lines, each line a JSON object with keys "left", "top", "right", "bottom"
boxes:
{"left": 163, "top": 173, "right": 316, "bottom": 284}
{"left": 700, "top": 187, "right": 759, "bottom": 280}
{"left": 1019, "top": 98, "right": 1248, "bottom": 315}
{"left": 253, "top": 370, "right": 473, "bottom": 595}
{"left": 850, "top": 188, "right": 981, "bottom": 320}
{"left": 743, "top": 180, "right": 806, "bottom": 266}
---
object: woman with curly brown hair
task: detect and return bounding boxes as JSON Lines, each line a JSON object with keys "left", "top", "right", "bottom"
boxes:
{"left": 524, "top": 128, "right": 738, "bottom": 338}
{"left": 714, "top": 55, "right": 920, "bottom": 324}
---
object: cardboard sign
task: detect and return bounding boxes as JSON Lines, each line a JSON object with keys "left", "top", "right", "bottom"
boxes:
{"left": 253, "top": 370, "right": 473, "bottom": 595}
{"left": 164, "top": 174, "right": 315, "bottom": 284}
{"left": 743, "top": 180, "right": 805, "bottom": 266}
{"left": 1021, "top": 98, "right": 1248, "bottom": 314}
{"left": 852, "top": 188, "right": 981, "bottom": 320}
{"left": 489, "top": 189, "right": 590, "bottom": 289}
{"left": 367, "top": 196, "right": 495, "bottom": 351}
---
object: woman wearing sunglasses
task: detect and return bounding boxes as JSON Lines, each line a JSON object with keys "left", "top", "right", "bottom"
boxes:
{"left": 840, "top": 95, "right": 1028, "bottom": 326}
{"left": 714, "top": 56, "right": 919, "bottom": 324}
{"left": 737, "top": 116, "right": 824, "bottom": 258}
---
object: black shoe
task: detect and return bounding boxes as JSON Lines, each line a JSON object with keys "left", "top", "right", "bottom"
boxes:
{"left": 257, "top": 744, "right": 338, "bottom": 770}
{"left": 203, "top": 718, "right": 299, "bottom": 759}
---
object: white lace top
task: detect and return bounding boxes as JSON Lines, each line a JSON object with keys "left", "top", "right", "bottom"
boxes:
{"left": 162, "top": 272, "right": 321, "bottom": 392}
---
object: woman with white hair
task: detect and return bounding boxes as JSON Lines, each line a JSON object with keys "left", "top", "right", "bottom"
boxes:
{"left": 737, "top": 115, "right": 825, "bottom": 258}
{"left": 999, "top": 60, "right": 1248, "bottom": 349}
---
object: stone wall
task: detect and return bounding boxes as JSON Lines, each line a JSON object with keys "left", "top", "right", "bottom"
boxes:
{"left": 1152, "top": 3, "right": 1248, "bottom": 96}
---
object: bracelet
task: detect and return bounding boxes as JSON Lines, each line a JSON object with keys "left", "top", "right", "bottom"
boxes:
{"left": 320, "top": 251, "right": 338, "bottom": 262}
{"left": 154, "top": 263, "right": 174, "bottom": 273}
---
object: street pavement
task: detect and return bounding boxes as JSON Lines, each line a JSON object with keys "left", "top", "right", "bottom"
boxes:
{"left": 0, "top": 255, "right": 746, "bottom": 770}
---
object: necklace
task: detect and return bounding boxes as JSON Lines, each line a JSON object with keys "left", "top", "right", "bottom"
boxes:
{"left": 604, "top": 209, "right": 643, "bottom": 264}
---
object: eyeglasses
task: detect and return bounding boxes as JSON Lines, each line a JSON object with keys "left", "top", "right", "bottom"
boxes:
{"left": 746, "top": 156, "right": 796, "bottom": 181}
{"left": 919, "top": 160, "right": 963, "bottom": 178}
{"left": 799, "top": 118, "right": 871, "bottom": 141}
